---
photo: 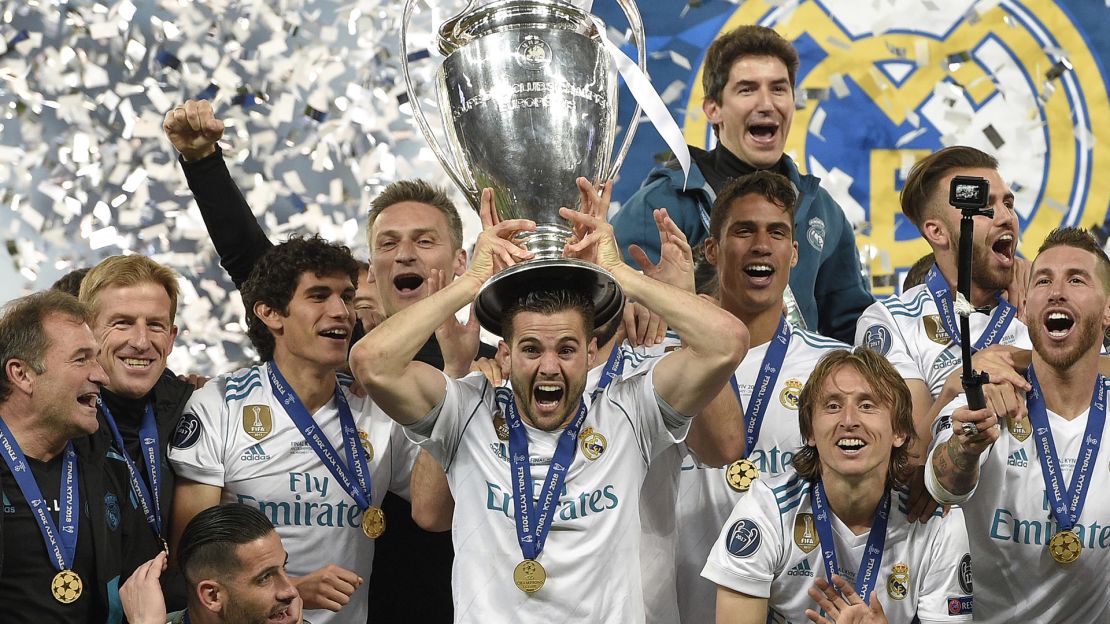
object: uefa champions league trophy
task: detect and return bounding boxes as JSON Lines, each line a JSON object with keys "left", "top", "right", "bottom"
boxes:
{"left": 401, "top": 0, "right": 647, "bottom": 335}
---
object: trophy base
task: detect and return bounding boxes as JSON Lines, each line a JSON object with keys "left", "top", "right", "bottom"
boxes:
{"left": 475, "top": 259, "right": 624, "bottom": 338}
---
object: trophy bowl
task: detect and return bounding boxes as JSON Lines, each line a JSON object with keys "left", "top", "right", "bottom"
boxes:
{"left": 402, "top": 0, "right": 646, "bottom": 336}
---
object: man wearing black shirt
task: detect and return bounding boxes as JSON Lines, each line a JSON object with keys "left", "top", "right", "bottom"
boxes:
{"left": 162, "top": 100, "right": 480, "bottom": 622}
{"left": 0, "top": 291, "right": 139, "bottom": 623}
{"left": 77, "top": 255, "right": 196, "bottom": 608}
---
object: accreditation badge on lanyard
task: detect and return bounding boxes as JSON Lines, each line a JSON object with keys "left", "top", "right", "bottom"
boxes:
{"left": 0, "top": 419, "right": 84, "bottom": 604}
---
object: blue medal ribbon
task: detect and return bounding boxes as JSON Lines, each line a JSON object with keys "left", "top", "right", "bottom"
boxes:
{"left": 499, "top": 345, "right": 624, "bottom": 562}
{"left": 267, "top": 362, "right": 373, "bottom": 511}
{"left": 0, "top": 419, "right": 80, "bottom": 573}
{"left": 98, "top": 399, "right": 163, "bottom": 538}
{"left": 1026, "top": 365, "right": 1105, "bottom": 532}
{"left": 728, "top": 316, "right": 791, "bottom": 456}
{"left": 925, "top": 264, "right": 1016, "bottom": 351}
{"left": 811, "top": 481, "right": 890, "bottom": 604}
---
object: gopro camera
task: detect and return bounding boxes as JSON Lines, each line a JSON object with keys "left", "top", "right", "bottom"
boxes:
{"left": 949, "top": 175, "right": 992, "bottom": 216}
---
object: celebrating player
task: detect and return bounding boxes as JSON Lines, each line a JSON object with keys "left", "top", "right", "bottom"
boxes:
{"left": 168, "top": 236, "right": 417, "bottom": 624}
{"left": 645, "top": 171, "right": 849, "bottom": 623}
{"left": 612, "top": 25, "right": 872, "bottom": 343}
{"left": 705, "top": 349, "right": 972, "bottom": 624}
{"left": 855, "top": 146, "right": 1029, "bottom": 518}
{"left": 351, "top": 189, "right": 748, "bottom": 621}
{"left": 928, "top": 228, "right": 1110, "bottom": 622}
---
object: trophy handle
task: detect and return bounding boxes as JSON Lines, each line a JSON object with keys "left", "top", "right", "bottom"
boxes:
{"left": 605, "top": 0, "right": 647, "bottom": 183}
{"left": 401, "top": 0, "right": 479, "bottom": 200}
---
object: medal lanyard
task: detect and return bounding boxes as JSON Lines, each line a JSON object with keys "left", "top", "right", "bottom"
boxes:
{"left": 729, "top": 316, "right": 791, "bottom": 457}
{"left": 811, "top": 481, "right": 890, "bottom": 605}
{"left": 925, "top": 264, "right": 1016, "bottom": 351}
{"left": 501, "top": 345, "right": 624, "bottom": 562}
{"left": 98, "top": 399, "right": 162, "bottom": 537}
{"left": 0, "top": 419, "right": 79, "bottom": 573}
{"left": 267, "top": 362, "right": 373, "bottom": 510}
{"left": 1026, "top": 365, "right": 1105, "bottom": 532}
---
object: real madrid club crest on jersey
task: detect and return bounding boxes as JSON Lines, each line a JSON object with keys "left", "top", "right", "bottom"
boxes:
{"left": 887, "top": 562, "right": 910, "bottom": 600}
{"left": 242, "top": 404, "right": 273, "bottom": 440}
{"left": 779, "top": 379, "right": 803, "bottom": 410}
{"left": 579, "top": 427, "right": 607, "bottom": 461}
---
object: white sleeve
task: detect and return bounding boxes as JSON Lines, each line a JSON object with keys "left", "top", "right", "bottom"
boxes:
{"left": 855, "top": 300, "right": 924, "bottom": 382}
{"left": 700, "top": 481, "right": 785, "bottom": 599}
{"left": 916, "top": 509, "right": 974, "bottom": 623}
{"left": 607, "top": 355, "right": 689, "bottom": 463}
{"left": 403, "top": 371, "right": 489, "bottom": 471}
{"left": 167, "top": 379, "right": 229, "bottom": 487}
{"left": 386, "top": 420, "right": 419, "bottom": 502}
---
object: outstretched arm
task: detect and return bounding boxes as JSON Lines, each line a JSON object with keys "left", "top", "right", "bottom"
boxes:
{"left": 350, "top": 190, "right": 535, "bottom": 425}
{"left": 164, "top": 99, "right": 272, "bottom": 289}
{"left": 562, "top": 201, "right": 748, "bottom": 418}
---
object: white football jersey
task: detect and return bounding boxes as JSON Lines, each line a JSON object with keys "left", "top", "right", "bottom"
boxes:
{"left": 168, "top": 364, "right": 418, "bottom": 624}
{"left": 704, "top": 472, "right": 973, "bottom": 624}
{"left": 645, "top": 327, "right": 848, "bottom": 624}
{"left": 407, "top": 355, "right": 684, "bottom": 624}
{"left": 855, "top": 285, "right": 1030, "bottom": 398}
{"left": 929, "top": 391, "right": 1110, "bottom": 622}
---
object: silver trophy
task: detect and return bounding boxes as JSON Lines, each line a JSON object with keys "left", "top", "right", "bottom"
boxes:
{"left": 401, "top": 0, "right": 646, "bottom": 336}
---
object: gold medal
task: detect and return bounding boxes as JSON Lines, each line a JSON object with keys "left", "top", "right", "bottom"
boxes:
{"left": 51, "top": 569, "right": 83, "bottom": 604}
{"left": 513, "top": 559, "right": 546, "bottom": 594}
{"left": 725, "top": 458, "right": 760, "bottom": 492}
{"left": 1048, "top": 530, "right": 1082, "bottom": 564}
{"left": 361, "top": 506, "right": 386, "bottom": 539}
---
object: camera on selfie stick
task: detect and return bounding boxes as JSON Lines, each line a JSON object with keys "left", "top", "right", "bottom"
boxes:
{"left": 950, "top": 176, "right": 993, "bottom": 411}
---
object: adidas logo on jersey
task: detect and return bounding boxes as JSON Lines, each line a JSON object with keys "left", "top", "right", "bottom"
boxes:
{"left": 786, "top": 559, "right": 814, "bottom": 577}
{"left": 931, "top": 350, "right": 959, "bottom": 371}
{"left": 1007, "top": 448, "right": 1029, "bottom": 468}
{"left": 240, "top": 443, "right": 272, "bottom": 462}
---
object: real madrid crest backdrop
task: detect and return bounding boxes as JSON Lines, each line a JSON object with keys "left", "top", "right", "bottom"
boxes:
{"left": 596, "top": 0, "right": 1110, "bottom": 296}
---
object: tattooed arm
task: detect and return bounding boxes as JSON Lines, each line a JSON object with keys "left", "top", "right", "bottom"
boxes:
{"left": 927, "top": 403, "right": 999, "bottom": 501}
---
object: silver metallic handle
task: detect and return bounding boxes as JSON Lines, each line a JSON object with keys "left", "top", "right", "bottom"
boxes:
{"left": 605, "top": 0, "right": 646, "bottom": 182}
{"left": 400, "top": 0, "right": 478, "bottom": 198}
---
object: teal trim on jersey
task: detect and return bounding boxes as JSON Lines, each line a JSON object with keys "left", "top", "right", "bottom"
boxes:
{"left": 225, "top": 368, "right": 261, "bottom": 391}
{"left": 225, "top": 380, "right": 263, "bottom": 403}
{"left": 336, "top": 373, "right": 354, "bottom": 388}
{"left": 794, "top": 328, "right": 849, "bottom": 351}
{"left": 773, "top": 475, "right": 808, "bottom": 506}
{"left": 880, "top": 289, "right": 931, "bottom": 316}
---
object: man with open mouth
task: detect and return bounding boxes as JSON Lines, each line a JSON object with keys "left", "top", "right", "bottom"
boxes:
{"left": 168, "top": 236, "right": 418, "bottom": 624}
{"left": 856, "top": 146, "right": 1029, "bottom": 521}
{"left": 122, "top": 504, "right": 311, "bottom": 624}
{"left": 929, "top": 228, "right": 1110, "bottom": 623}
{"left": 0, "top": 291, "right": 144, "bottom": 623}
{"left": 644, "top": 170, "right": 852, "bottom": 624}
{"left": 351, "top": 190, "right": 747, "bottom": 622}
{"left": 611, "top": 25, "right": 873, "bottom": 344}
{"left": 706, "top": 349, "right": 972, "bottom": 624}
{"left": 165, "top": 98, "right": 490, "bottom": 623}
